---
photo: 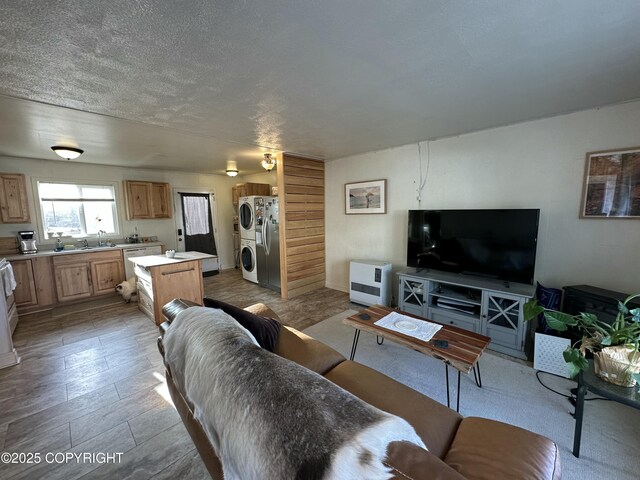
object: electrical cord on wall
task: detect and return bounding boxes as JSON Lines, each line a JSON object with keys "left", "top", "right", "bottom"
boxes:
{"left": 416, "top": 141, "right": 430, "bottom": 207}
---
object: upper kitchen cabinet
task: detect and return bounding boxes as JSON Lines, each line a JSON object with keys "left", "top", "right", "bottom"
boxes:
{"left": 123, "top": 181, "right": 172, "bottom": 219}
{"left": 231, "top": 183, "right": 270, "bottom": 206}
{"left": 150, "top": 182, "right": 171, "bottom": 218}
{"left": 0, "top": 173, "right": 30, "bottom": 223}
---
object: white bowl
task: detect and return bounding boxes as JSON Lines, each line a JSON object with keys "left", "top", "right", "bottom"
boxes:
{"left": 165, "top": 250, "right": 175, "bottom": 258}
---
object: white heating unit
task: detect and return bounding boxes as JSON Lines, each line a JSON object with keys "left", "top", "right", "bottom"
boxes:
{"left": 349, "top": 260, "right": 392, "bottom": 306}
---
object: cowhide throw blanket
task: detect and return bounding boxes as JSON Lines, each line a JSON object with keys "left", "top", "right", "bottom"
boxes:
{"left": 163, "top": 307, "right": 427, "bottom": 480}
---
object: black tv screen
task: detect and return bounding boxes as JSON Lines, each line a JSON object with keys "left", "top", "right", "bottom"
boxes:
{"left": 407, "top": 209, "right": 540, "bottom": 285}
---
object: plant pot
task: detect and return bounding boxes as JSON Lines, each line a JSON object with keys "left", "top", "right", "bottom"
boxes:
{"left": 593, "top": 346, "right": 640, "bottom": 387}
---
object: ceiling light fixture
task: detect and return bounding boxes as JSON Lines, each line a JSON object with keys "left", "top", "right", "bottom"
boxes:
{"left": 226, "top": 161, "right": 239, "bottom": 177}
{"left": 261, "top": 153, "right": 276, "bottom": 172}
{"left": 51, "top": 146, "right": 84, "bottom": 160}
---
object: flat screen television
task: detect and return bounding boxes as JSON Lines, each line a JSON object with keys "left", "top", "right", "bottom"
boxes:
{"left": 407, "top": 209, "right": 540, "bottom": 285}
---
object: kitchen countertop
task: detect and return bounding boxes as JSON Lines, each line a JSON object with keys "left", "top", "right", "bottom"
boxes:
{"left": 129, "top": 252, "right": 216, "bottom": 268}
{"left": 5, "top": 242, "right": 165, "bottom": 261}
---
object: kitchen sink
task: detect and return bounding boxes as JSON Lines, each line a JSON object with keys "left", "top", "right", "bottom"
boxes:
{"left": 77, "top": 245, "right": 118, "bottom": 251}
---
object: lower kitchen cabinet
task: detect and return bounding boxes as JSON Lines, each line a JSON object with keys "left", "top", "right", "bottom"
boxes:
{"left": 11, "top": 247, "right": 146, "bottom": 314}
{"left": 52, "top": 250, "right": 125, "bottom": 303}
{"left": 12, "top": 259, "right": 37, "bottom": 307}
{"left": 91, "top": 257, "right": 125, "bottom": 295}
{"left": 54, "top": 261, "right": 93, "bottom": 302}
{"left": 11, "top": 257, "right": 56, "bottom": 312}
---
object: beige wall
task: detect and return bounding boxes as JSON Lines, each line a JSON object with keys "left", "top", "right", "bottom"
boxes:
{"left": 326, "top": 100, "right": 640, "bottom": 296}
{"left": 0, "top": 157, "right": 239, "bottom": 269}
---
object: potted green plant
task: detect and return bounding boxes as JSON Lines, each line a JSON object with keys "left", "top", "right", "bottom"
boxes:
{"left": 524, "top": 294, "right": 640, "bottom": 387}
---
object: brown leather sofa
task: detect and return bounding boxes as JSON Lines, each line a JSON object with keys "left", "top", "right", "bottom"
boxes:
{"left": 158, "top": 300, "right": 561, "bottom": 480}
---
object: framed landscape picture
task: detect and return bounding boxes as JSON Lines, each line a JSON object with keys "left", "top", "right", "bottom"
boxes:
{"left": 581, "top": 147, "right": 640, "bottom": 218}
{"left": 345, "top": 179, "right": 386, "bottom": 214}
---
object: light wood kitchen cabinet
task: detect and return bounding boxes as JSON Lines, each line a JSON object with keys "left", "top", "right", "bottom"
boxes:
{"left": 54, "top": 261, "right": 93, "bottom": 302}
{"left": 0, "top": 173, "right": 30, "bottom": 223}
{"left": 32, "top": 256, "right": 56, "bottom": 307}
{"left": 231, "top": 183, "right": 270, "bottom": 206}
{"left": 12, "top": 248, "right": 135, "bottom": 313}
{"left": 12, "top": 259, "right": 38, "bottom": 307}
{"left": 124, "top": 181, "right": 152, "bottom": 219}
{"left": 150, "top": 182, "right": 171, "bottom": 218}
{"left": 130, "top": 252, "right": 213, "bottom": 325}
{"left": 11, "top": 257, "right": 56, "bottom": 312}
{"left": 124, "top": 180, "right": 172, "bottom": 219}
{"left": 91, "top": 257, "right": 125, "bottom": 295}
{"left": 53, "top": 250, "right": 125, "bottom": 302}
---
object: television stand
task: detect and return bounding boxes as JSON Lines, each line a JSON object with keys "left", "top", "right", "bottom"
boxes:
{"left": 398, "top": 269, "right": 535, "bottom": 359}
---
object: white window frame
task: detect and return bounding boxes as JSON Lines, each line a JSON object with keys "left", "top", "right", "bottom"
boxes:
{"left": 33, "top": 178, "right": 122, "bottom": 243}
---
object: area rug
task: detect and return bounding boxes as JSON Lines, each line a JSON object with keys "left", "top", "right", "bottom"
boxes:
{"left": 304, "top": 310, "right": 640, "bottom": 480}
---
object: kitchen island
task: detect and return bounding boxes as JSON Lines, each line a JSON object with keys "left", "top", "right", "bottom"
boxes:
{"left": 130, "top": 252, "right": 216, "bottom": 325}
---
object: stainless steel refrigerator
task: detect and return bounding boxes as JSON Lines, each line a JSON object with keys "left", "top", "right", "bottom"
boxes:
{"left": 256, "top": 196, "right": 281, "bottom": 293}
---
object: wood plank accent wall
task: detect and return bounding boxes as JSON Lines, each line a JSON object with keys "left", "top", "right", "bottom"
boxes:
{"left": 276, "top": 153, "right": 325, "bottom": 299}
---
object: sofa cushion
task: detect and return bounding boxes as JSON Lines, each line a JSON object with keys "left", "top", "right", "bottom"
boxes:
{"left": 275, "top": 326, "right": 346, "bottom": 375}
{"left": 384, "top": 441, "right": 466, "bottom": 480}
{"left": 444, "top": 417, "right": 561, "bottom": 480}
{"left": 324, "top": 360, "right": 463, "bottom": 459}
{"left": 203, "top": 297, "right": 281, "bottom": 351}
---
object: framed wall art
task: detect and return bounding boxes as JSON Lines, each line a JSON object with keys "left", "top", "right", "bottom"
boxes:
{"left": 581, "top": 147, "right": 640, "bottom": 218}
{"left": 345, "top": 179, "right": 386, "bottom": 214}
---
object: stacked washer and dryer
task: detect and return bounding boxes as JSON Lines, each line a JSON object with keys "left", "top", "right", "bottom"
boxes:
{"left": 238, "top": 196, "right": 261, "bottom": 283}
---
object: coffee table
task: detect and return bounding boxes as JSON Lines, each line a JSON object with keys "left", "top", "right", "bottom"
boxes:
{"left": 344, "top": 305, "right": 491, "bottom": 412}
{"left": 573, "top": 359, "right": 640, "bottom": 458}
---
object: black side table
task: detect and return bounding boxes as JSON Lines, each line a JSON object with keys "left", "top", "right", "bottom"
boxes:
{"left": 573, "top": 360, "right": 640, "bottom": 457}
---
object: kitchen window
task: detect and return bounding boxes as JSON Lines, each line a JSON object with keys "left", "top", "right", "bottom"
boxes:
{"left": 36, "top": 181, "right": 120, "bottom": 240}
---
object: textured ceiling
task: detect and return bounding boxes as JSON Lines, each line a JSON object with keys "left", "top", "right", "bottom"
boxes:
{"left": 1, "top": 1, "right": 640, "bottom": 174}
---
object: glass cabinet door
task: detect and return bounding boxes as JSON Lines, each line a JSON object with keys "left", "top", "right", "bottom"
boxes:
{"left": 400, "top": 277, "right": 426, "bottom": 315}
{"left": 485, "top": 295, "right": 520, "bottom": 329}
{"left": 482, "top": 292, "right": 523, "bottom": 349}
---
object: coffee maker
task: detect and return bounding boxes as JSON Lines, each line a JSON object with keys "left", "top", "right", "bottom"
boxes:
{"left": 18, "top": 231, "right": 38, "bottom": 254}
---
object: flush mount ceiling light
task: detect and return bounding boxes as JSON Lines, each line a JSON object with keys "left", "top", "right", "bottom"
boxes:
{"left": 226, "top": 161, "right": 238, "bottom": 177}
{"left": 261, "top": 153, "right": 276, "bottom": 172}
{"left": 51, "top": 146, "right": 84, "bottom": 160}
